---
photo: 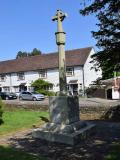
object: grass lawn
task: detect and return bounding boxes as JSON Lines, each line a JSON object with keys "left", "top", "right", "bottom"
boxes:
{"left": 0, "top": 145, "right": 46, "bottom": 160}
{"left": 105, "top": 143, "right": 120, "bottom": 160}
{"left": 0, "top": 108, "right": 48, "bottom": 135}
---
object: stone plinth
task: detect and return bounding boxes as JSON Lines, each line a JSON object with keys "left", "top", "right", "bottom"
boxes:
{"left": 49, "top": 96, "right": 80, "bottom": 125}
{"left": 32, "top": 96, "right": 95, "bottom": 145}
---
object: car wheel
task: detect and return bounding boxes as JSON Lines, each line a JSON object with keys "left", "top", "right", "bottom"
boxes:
{"left": 33, "top": 97, "right": 37, "bottom": 101}
{"left": 5, "top": 97, "right": 9, "bottom": 100}
{"left": 19, "top": 97, "right": 23, "bottom": 100}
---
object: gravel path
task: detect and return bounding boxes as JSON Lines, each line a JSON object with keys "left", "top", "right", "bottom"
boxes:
{"left": 0, "top": 121, "right": 120, "bottom": 160}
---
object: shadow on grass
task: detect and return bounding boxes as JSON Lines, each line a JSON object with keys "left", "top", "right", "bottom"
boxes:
{"left": 105, "top": 143, "right": 120, "bottom": 160}
{"left": 6, "top": 121, "right": 120, "bottom": 160}
{"left": 0, "top": 145, "right": 46, "bottom": 160}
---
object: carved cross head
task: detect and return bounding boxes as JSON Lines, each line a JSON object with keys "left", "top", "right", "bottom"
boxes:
{"left": 52, "top": 10, "right": 67, "bottom": 22}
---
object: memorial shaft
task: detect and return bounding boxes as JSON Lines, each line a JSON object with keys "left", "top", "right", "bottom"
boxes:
{"left": 52, "top": 10, "right": 67, "bottom": 94}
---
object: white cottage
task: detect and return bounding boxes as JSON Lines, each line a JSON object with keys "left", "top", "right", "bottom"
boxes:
{"left": 0, "top": 47, "right": 101, "bottom": 95}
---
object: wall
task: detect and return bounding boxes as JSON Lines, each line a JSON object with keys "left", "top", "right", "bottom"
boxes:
{"left": 0, "top": 66, "right": 84, "bottom": 93}
{"left": 112, "top": 87, "right": 120, "bottom": 99}
{"left": 84, "top": 48, "right": 102, "bottom": 88}
{"left": 4, "top": 101, "right": 120, "bottom": 121}
{"left": 0, "top": 49, "right": 102, "bottom": 93}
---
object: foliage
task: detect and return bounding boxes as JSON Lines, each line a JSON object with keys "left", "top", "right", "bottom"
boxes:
{"left": 29, "top": 48, "right": 42, "bottom": 56}
{"left": 0, "top": 99, "right": 4, "bottom": 125}
{"left": 31, "top": 79, "right": 55, "bottom": 96}
{"left": 16, "top": 51, "right": 28, "bottom": 58}
{"left": 85, "top": 87, "right": 97, "bottom": 95}
{"left": 16, "top": 48, "right": 42, "bottom": 59}
{"left": 91, "top": 77, "right": 102, "bottom": 86}
{"left": 116, "top": 72, "right": 120, "bottom": 77}
{"left": 0, "top": 146, "right": 46, "bottom": 160}
{"left": 85, "top": 77, "right": 104, "bottom": 95}
{"left": 80, "top": 0, "right": 120, "bottom": 79}
{"left": 37, "top": 90, "right": 56, "bottom": 96}
{"left": 105, "top": 143, "right": 120, "bottom": 160}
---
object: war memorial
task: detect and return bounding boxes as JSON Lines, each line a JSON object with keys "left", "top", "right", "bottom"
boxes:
{"left": 32, "top": 10, "right": 95, "bottom": 145}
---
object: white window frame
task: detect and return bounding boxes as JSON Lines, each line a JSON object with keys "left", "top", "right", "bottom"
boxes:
{"left": 17, "top": 72, "right": 25, "bottom": 80}
{"left": 3, "top": 87, "right": 10, "bottom": 92}
{"left": 14, "top": 86, "right": 19, "bottom": 92}
{"left": 45, "top": 84, "right": 53, "bottom": 91}
{"left": 0, "top": 74, "right": 6, "bottom": 82}
{"left": 39, "top": 70, "right": 47, "bottom": 78}
{"left": 66, "top": 67, "right": 74, "bottom": 76}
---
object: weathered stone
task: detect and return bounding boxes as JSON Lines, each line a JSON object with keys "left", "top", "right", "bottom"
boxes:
{"left": 32, "top": 122, "right": 95, "bottom": 145}
{"left": 32, "top": 10, "right": 95, "bottom": 145}
{"left": 49, "top": 96, "right": 80, "bottom": 125}
{"left": 32, "top": 96, "right": 95, "bottom": 145}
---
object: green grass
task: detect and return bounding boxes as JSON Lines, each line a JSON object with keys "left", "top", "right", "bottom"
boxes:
{"left": 105, "top": 143, "right": 120, "bottom": 160}
{"left": 0, "top": 109, "right": 48, "bottom": 135}
{"left": 0, "top": 145, "right": 46, "bottom": 160}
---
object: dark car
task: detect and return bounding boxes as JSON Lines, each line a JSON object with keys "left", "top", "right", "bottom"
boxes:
{"left": 0, "top": 92, "right": 17, "bottom": 100}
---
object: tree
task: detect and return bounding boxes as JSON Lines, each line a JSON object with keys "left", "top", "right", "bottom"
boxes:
{"left": 30, "top": 48, "right": 41, "bottom": 56}
{"left": 80, "top": 0, "right": 120, "bottom": 79}
{"left": 16, "top": 51, "right": 28, "bottom": 59}
{"left": 16, "top": 48, "right": 42, "bottom": 59}
{"left": 31, "top": 79, "right": 55, "bottom": 96}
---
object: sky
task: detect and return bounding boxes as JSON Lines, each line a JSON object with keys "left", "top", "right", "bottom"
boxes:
{"left": 0, "top": 0, "right": 97, "bottom": 61}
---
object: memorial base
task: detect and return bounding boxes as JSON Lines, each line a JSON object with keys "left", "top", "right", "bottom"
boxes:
{"left": 32, "top": 96, "right": 95, "bottom": 145}
{"left": 32, "top": 121, "right": 95, "bottom": 145}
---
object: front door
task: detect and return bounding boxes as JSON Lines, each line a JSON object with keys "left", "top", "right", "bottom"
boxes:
{"left": 19, "top": 85, "right": 27, "bottom": 92}
{"left": 68, "top": 84, "right": 78, "bottom": 95}
{"left": 107, "top": 89, "right": 112, "bottom": 99}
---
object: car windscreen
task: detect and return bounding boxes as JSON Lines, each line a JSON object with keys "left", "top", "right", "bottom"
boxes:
{"left": 31, "top": 92, "right": 40, "bottom": 95}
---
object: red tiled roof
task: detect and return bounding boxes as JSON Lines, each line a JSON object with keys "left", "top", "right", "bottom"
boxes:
{"left": 0, "top": 47, "right": 92, "bottom": 74}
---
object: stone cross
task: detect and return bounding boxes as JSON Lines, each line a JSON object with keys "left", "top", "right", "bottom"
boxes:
{"left": 52, "top": 10, "right": 67, "bottom": 94}
{"left": 32, "top": 10, "right": 95, "bottom": 145}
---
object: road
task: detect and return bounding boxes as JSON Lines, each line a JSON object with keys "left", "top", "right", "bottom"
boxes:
{"left": 3, "top": 97, "right": 120, "bottom": 107}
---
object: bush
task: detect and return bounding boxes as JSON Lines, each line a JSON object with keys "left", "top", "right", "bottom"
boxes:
{"left": 0, "top": 99, "right": 4, "bottom": 125}
{"left": 37, "top": 89, "right": 56, "bottom": 96}
{"left": 31, "top": 79, "right": 56, "bottom": 96}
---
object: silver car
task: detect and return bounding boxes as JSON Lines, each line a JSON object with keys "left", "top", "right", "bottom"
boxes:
{"left": 19, "top": 91, "right": 45, "bottom": 101}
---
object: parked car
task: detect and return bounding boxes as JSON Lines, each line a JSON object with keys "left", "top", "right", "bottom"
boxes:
{"left": 0, "top": 92, "right": 17, "bottom": 100}
{"left": 19, "top": 91, "right": 45, "bottom": 101}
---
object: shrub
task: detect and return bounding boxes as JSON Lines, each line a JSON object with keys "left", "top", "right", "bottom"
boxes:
{"left": 31, "top": 79, "right": 56, "bottom": 96}
{"left": 0, "top": 99, "right": 4, "bottom": 125}
{"left": 37, "top": 89, "right": 56, "bottom": 96}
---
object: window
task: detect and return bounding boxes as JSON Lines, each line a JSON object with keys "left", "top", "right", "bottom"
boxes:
{"left": 14, "top": 86, "right": 19, "bottom": 92}
{"left": 3, "top": 87, "right": 10, "bottom": 92}
{"left": 48, "top": 84, "right": 53, "bottom": 91}
{"left": 79, "top": 83, "right": 82, "bottom": 90}
{"left": 66, "top": 67, "right": 74, "bottom": 76}
{"left": 0, "top": 74, "right": 6, "bottom": 82}
{"left": 45, "top": 84, "right": 53, "bottom": 91}
{"left": 39, "top": 70, "right": 47, "bottom": 78}
{"left": 27, "top": 86, "right": 33, "bottom": 92}
{"left": 17, "top": 72, "right": 25, "bottom": 80}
